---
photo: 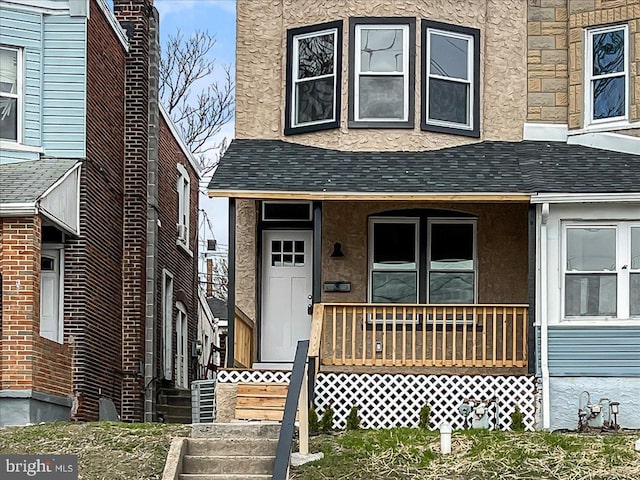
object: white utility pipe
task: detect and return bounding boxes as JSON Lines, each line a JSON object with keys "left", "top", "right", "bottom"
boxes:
{"left": 540, "top": 203, "right": 551, "bottom": 430}
{"left": 440, "top": 423, "right": 452, "bottom": 455}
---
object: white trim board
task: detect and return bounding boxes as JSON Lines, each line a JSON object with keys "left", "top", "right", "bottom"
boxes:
{"left": 531, "top": 192, "right": 640, "bottom": 204}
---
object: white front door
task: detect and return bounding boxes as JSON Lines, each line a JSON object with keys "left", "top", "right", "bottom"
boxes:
{"left": 261, "top": 230, "right": 313, "bottom": 362}
{"left": 40, "top": 249, "right": 61, "bottom": 342}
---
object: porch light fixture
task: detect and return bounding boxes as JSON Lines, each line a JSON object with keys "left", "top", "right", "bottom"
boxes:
{"left": 330, "top": 242, "right": 345, "bottom": 258}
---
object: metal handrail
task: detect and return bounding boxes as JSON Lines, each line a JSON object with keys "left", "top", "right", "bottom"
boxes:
{"left": 272, "top": 339, "right": 309, "bottom": 480}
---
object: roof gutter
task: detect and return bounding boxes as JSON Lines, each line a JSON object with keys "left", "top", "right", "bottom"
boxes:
{"left": 0, "top": 203, "right": 38, "bottom": 216}
{"left": 531, "top": 192, "right": 640, "bottom": 204}
{"left": 209, "top": 190, "right": 531, "bottom": 202}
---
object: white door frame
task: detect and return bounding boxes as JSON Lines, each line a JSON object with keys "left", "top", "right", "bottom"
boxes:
{"left": 261, "top": 230, "right": 313, "bottom": 362}
{"left": 175, "top": 302, "right": 188, "bottom": 388}
{"left": 40, "top": 248, "right": 63, "bottom": 343}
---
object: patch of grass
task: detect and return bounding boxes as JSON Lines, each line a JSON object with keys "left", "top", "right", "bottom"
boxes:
{"left": 291, "top": 429, "right": 640, "bottom": 480}
{"left": 0, "top": 422, "right": 189, "bottom": 480}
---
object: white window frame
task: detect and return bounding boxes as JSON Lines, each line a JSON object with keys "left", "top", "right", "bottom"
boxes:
{"left": 176, "top": 163, "right": 190, "bottom": 250}
{"left": 424, "top": 28, "right": 474, "bottom": 132}
{"left": 354, "top": 23, "right": 410, "bottom": 123}
{"left": 291, "top": 27, "right": 339, "bottom": 129}
{"left": 162, "top": 269, "right": 174, "bottom": 380}
{"left": 368, "top": 217, "right": 419, "bottom": 303}
{"left": 562, "top": 221, "right": 639, "bottom": 321}
{"left": 175, "top": 301, "right": 189, "bottom": 388}
{"left": 0, "top": 45, "right": 23, "bottom": 144}
{"left": 427, "top": 218, "right": 477, "bottom": 304}
{"left": 40, "top": 247, "right": 64, "bottom": 343}
{"left": 584, "top": 24, "right": 629, "bottom": 127}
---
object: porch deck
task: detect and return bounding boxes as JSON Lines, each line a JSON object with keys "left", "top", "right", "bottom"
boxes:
{"left": 310, "top": 303, "right": 529, "bottom": 371}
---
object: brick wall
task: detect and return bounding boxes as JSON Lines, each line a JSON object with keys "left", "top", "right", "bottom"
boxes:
{"left": 157, "top": 116, "right": 199, "bottom": 385}
{"left": 64, "top": 0, "right": 126, "bottom": 420}
{"left": 114, "top": 0, "right": 153, "bottom": 422}
{"left": 527, "top": 0, "right": 639, "bottom": 127}
{"left": 0, "top": 218, "right": 72, "bottom": 397}
{"left": 0, "top": 218, "right": 41, "bottom": 392}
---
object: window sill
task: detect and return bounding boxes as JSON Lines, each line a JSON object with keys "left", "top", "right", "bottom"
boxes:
{"left": 558, "top": 317, "right": 640, "bottom": 327}
{"left": 570, "top": 120, "right": 640, "bottom": 136}
{"left": 176, "top": 239, "right": 193, "bottom": 258}
{"left": 284, "top": 120, "right": 339, "bottom": 136}
{"left": 349, "top": 119, "right": 414, "bottom": 129}
{"left": 0, "top": 141, "right": 44, "bottom": 153}
{"left": 421, "top": 122, "right": 480, "bottom": 138}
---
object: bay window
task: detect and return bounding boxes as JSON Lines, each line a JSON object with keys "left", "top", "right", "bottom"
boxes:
{"left": 285, "top": 21, "right": 342, "bottom": 134}
{"left": 349, "top": 17, "right": 415, "bottom": 128}
{"left": 421, "top": 20, "right": 479, "bottom": 137}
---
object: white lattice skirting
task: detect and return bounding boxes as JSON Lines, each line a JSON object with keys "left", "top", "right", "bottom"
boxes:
{"left": 216, "top": 371, "right": 537, "bottom": 431}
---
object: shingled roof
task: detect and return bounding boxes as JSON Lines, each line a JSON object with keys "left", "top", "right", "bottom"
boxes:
{"left": 209, "top": 139, "right": 639, "bottom": 195}
{"left": 0, "top": 159, "right": 80, "bottom": 204}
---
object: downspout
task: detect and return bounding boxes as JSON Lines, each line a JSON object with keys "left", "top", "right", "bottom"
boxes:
{"left": 539, "top": 203, "right": 551, "bottom": 430}
{"left": 144, "top": 5, "right": 160, "bottom": 422}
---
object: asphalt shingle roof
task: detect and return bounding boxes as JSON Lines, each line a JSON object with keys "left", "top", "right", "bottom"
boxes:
{"left": 207, "top": 296, "right": 228, "bottom": 321}
{"left": 209, "top": 139, "right": 639, "bottom": 195}
{"left": 0, "top": 159, "right": 80, "bottom": 204}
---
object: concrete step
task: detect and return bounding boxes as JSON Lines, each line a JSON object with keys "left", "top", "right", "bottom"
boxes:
{"left": 178, "top": 475, "right": 271, "bottom": 480}
{"left": 182, "top": 455, "right": 275, "bottom": 475}
{"left": 191, "top": 422, "right": 281, "bottom": 439}
{"left": 187, "top": 438, "right": 278, "bottom": 456}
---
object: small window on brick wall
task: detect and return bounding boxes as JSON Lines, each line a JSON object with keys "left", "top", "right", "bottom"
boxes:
{"left": 177, "top": 163, "right": 190, "bottom": 250}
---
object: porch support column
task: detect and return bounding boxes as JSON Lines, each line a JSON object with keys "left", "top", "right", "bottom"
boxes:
{"left": 527, "top": 205, "right": 536, "bottom": 374}
{"left": 310, "top": 201, "right": 322, "bottom": 405}
{"left": 226, "top": 197, "right": 236, "bottom": 368}
{"left": 312, "top": 201, "right": 322, "bottom": 303}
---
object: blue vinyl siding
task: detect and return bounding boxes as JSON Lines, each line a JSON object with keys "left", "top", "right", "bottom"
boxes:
{"left": 0, "top": 149, "right": 40, "bottom": 163}
{"left": 0, "top": 7, "right": 42, "bottom": 147}
{"left": 548, "top": 326, "right": 640, "bottom": 377}
{"left": 42, "top": 14, "right": 86, "bottom": 158}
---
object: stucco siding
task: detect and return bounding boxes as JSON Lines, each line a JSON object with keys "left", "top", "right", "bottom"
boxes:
{"left": 235, "top": 199, "right": 258, "bottom": 321}
{"left": 236, "top": 0, "right": 527, "bottom": 149}
{"left": 0, "top": 7, "right": 42, "bottom": 147}
{"left": 41, "top": 14, "right": 87, "bottom": 158}
{"left": 548, "top": 326, "right": 640, "bottom": 376}
{"left": 321, "top": 201, "right": 529, "bottom": 304}
{"left": 549, "top": 377, "right": 640, "bottom": 430}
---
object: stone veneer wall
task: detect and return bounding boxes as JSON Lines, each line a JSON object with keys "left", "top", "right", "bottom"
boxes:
{"left": 527, "top": 0, "right": 639, "bottom": 128}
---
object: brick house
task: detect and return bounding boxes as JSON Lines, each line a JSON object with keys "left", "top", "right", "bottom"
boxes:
{"left": 0, "top": 0, "right": 199, "bottom": 426}
{"left": 209, "top": 0, "right": 639, "bottom": 430}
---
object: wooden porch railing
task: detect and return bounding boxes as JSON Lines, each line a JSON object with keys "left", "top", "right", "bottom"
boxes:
{"left": 310, "top": 303, "right": 528, "bottom": 368}
{"left": 234, "top": 306, "right": 254, "bottom": 368}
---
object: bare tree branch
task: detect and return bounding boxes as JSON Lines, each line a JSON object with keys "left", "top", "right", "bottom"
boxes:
{"left": 159, "top": 29, "right": 234, "bottom": 176}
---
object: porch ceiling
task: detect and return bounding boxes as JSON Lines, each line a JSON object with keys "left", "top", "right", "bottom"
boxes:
{"left": 209, "top": 139, "right": 640, "bottom": 199}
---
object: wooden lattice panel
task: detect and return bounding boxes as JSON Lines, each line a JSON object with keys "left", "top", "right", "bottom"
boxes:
{"left": 314, "top": 373, "right": 537, "bottom": 431}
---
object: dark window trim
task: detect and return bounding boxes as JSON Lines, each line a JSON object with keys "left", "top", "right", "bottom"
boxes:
{"left": 421, "top": 19, "right": 480, "bottom": 138}
{"left": 348, "top": 17, "right": 416, "bottom": 129}
{"left": 367, "top": 208, "right": 477, "bottom": 303}
{"left": 284, "top": 20, "right": 343, "bottom": 135}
